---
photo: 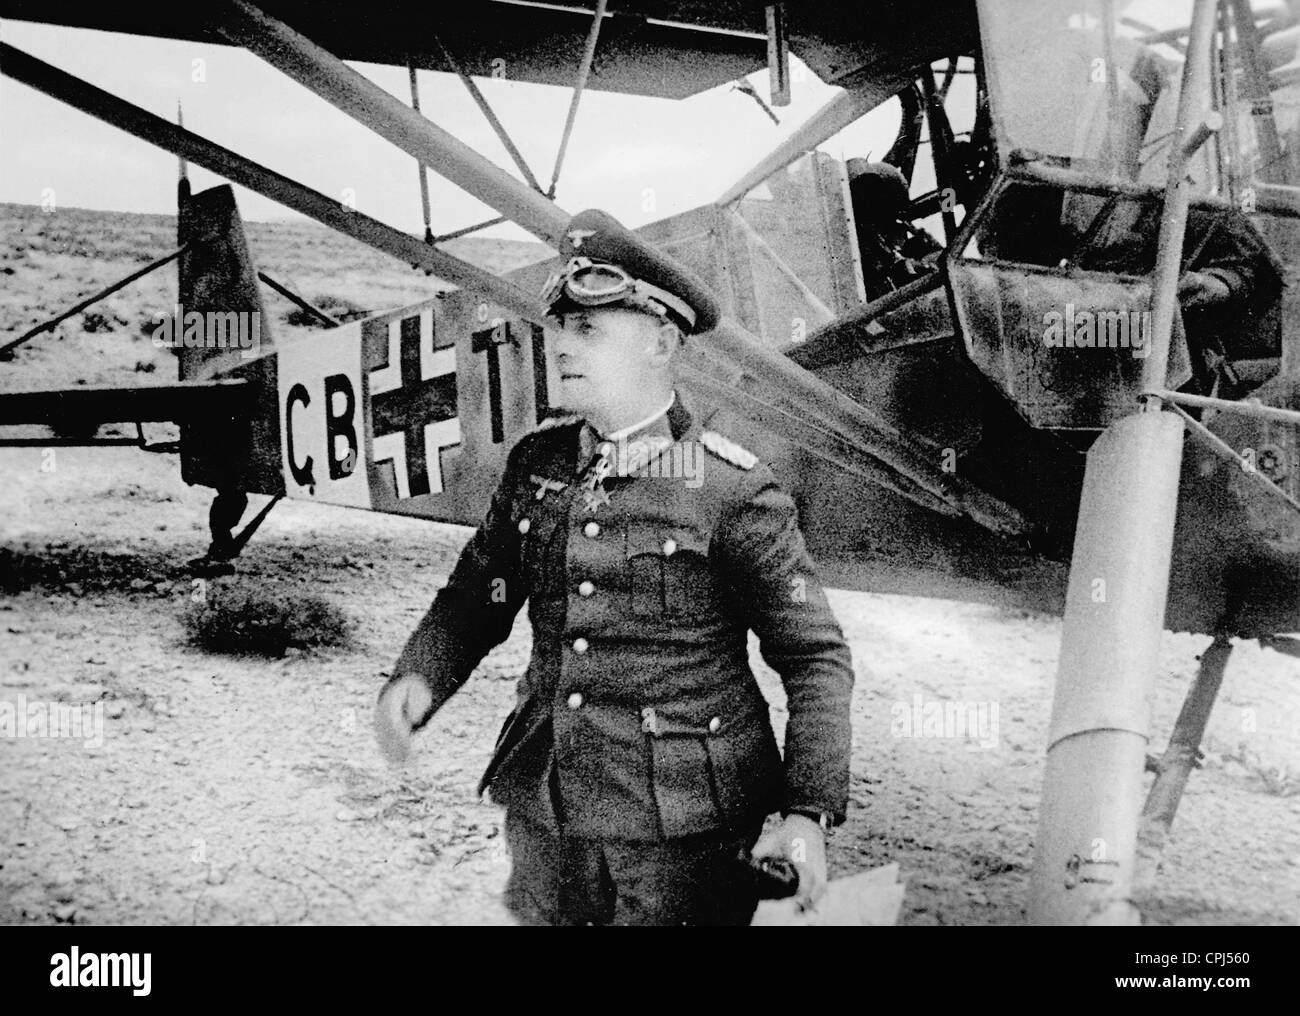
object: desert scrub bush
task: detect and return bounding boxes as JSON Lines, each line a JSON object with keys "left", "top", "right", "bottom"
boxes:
{"left": 183, "top": 584, "right": 354, "bottom": 657}
{"left": 282, "top": 292, "right": 369, "bottom": 327}
{"left": 0, "top": 544, "right": 171, "bottom": 594}
{"left": 81, "top": 309, "right": 115, "bottom": 333}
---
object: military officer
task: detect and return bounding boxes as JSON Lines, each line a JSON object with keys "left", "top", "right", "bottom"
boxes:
{"left": 374, "top": 209, "right": 855, "bottom": 925}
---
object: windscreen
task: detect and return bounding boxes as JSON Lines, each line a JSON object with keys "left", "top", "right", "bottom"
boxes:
{"left": 977, "top": 0, "right": 1214, "bottom": 190}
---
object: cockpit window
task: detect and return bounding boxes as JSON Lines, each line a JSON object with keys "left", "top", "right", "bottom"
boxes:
{"left": 976, "top": 0, "right": 1213, "bottom": 191}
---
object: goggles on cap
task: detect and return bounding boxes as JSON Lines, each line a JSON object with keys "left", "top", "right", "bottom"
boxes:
{"left": 541, "top": 257, "right": 696, "bottom": 331}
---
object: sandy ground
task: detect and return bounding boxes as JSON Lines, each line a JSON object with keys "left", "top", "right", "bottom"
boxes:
{"left": 1, "top": 443, "right": 1297, "bottom": 926}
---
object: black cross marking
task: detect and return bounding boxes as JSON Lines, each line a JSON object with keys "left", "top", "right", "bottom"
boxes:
{"left": 472, "top": 318, "right": 513, "bottom": 444}
{"left": 370, "top": 314, "right": 457, "bottom": 498}
{"left": 530, "top": 323, "right": 550, "bottom": 424}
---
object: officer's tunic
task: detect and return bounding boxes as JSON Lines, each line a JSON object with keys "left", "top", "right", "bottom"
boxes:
{"left": 391, "top": 394, "right": 854, "bottom": 851}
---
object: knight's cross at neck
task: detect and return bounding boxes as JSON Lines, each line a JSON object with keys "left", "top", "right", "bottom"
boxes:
{"left": 574, "top": 394, "right": 706, "bottom": 504}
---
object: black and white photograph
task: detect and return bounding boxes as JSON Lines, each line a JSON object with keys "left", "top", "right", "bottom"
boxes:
{"left": 0, "top": 0, "right": 1296, "bottom": 954}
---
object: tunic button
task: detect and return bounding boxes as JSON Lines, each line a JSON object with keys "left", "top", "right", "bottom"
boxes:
{"left": 708, "top": 716, "right": 722, "bottom": 734}
{"left": 572, "top": 637, "right": 589, "bottom": 654}
{"left": 584, "top": 521, "right": 600, "bottom": 538}
{"left": 577, "top": 580, "right": 595, "bottom": 597}
{"left": 517, "top": 517, "right": 531, "bottom": 534}
{"left": 567, "top": 692, "right": 584, "bottom": 710}
{"left": 662, "top": 538, "right": 677, "bottom": 556}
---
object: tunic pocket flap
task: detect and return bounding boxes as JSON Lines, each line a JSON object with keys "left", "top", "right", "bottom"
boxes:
{"left": 641, "top": 711, "right": 716, "bottom": 738}
{"left": 625, "top": 523, "right": 708, "bottom": 560}
{"left": 639, "top": 691, "right": 760, "bottom": 739}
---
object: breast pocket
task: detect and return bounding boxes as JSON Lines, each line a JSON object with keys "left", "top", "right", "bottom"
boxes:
{"left": 626, "top": 524, "right": 710, "bottom": 617}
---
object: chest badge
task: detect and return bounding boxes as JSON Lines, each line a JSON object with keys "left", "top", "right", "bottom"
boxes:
{"left": 582, "top": 485, "right": 611, "bottom": 513}
{"left": 579, "top": 455, "right": 613, "bottom": 513}
{"left": 529, "top": 475, "right": 569, "bottom": 502}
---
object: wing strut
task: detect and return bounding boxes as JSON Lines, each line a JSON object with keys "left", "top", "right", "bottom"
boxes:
{"left": 764, "top": 3, "right": 790, "bottom": 107}
{"left": 431, "top": 31, "right": 545, "bottom": 195}
{"left": 547, "top": 0, "right": 608, "bottom": 198}
{"left": 1227, "top": 0, "right": 1286, "bottom": 184}
{"left": 407, "top": 59, "right": 434, "bottom": 243}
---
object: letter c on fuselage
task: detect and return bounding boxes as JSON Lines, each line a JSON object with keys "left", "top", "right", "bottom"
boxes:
{"left": 286, "top": 382, "right": 314, "bottom": 487}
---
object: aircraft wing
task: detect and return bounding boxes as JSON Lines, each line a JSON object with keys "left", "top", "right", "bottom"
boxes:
{"left": 0, "top": 0, "right": 976, "bottom": 99}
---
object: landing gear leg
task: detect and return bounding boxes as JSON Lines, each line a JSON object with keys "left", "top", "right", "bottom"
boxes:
{"left": 1028, "top": 411, "right": 1185, "bottom": 925}
{"left": 1134, "top": 633, "right": 1233, "bottom": 895}
{"left": 206, "top": 488, "right": 248, "bottom": 561}
{"left": 189, "top": 490, "right": 281, "bottom": 574}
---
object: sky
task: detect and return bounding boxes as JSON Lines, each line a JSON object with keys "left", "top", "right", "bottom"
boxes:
{"left": 0, "top": 16, "right": 906, "bottom": 243}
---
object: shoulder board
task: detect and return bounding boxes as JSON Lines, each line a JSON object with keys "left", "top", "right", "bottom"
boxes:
{"left": 700, "top": 430, "right": 757, "bottom": 470}
{"left": 530, "top": 413, "right": 581, "bottom": 434}
{"left": 511, "top": 414, "right": 580, "bottom": 463}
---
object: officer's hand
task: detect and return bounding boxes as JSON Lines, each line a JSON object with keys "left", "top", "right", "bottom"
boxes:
{"left": 373, "top": 674, "right": 433, "bottom": 766}
{"left": 751, "top": 814, "right": 828, "bottom": 910}
{"left": 1178, "top": 270, "right": 1231, "bottom": 309}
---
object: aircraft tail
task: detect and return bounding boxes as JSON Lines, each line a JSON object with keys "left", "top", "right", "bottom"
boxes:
{"left": 176, "top": 183, "right": 275, "bottom": 380}
{"left": 175, "top": 183, "right": 283, "bottom": 496}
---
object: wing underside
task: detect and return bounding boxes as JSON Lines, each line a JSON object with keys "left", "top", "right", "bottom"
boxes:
{"left": 0, "top": 0, "right": 977, "bottom": 98}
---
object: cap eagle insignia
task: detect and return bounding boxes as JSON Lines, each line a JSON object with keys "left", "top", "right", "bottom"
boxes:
{"left": 566, "top": 228, "right": 597, "bottom": 250}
